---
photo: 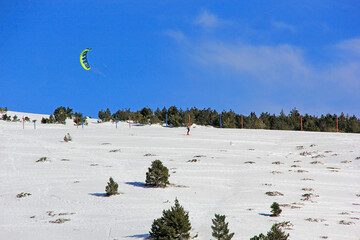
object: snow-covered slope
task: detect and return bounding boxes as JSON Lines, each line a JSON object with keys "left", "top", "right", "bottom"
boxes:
{"left": 1, "top": 111, "right": 359, "bottom": 239}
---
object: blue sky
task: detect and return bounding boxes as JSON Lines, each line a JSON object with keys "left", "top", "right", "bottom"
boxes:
{"left": 1, "top": 0, "right": 359, "bottom": 118}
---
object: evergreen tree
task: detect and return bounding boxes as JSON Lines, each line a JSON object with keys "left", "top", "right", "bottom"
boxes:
{"left": 105, "top": 177, "right": 119, "bottom": 196}
{"left": 266, "top": 223, "right": 289, "bottom": 240}
{"left": 53, "top": 106, "right": 67, "bottom": 124}
{"left": 211, "top": 214, "right": 235, "bottom": 240}
{"left": 250, "top": 222, "right": 289, "bottom": 240}
{"left": 270, "top": 202, "right": 282, "bottom": 217}
{"left": 145, "top": 160, "right": 170, "bottom": 187}
{"left": 149, "top": 198, "right": 191, "bottom": 240}
{"left": 98, "top": 108, "right": 112, "bottom": 122}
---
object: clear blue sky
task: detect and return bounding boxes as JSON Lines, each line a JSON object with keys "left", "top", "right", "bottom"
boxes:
{"left": 1, "top": 0, "right": 359, "bottom": 118}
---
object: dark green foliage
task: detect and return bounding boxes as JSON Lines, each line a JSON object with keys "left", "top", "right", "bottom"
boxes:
{"left": 145, "top": 160, "right": 170, "bottom": 187}
{"left": 2, "top": 114, "right": 11, "bottom": 121}
{"left": 12, "top": 115, "right": 19, "bottom": 122}
{"left": 250, "top": 222, "right": 289, "bottom": 240}
{"left": 270, "top": 202, "right": 282, "bottom": 217}
{"left": 53, "top": 106, "right": 68, "bottom": 124}
{"left": 40, "top": 106, "right": 73, "bottom": 124}
{"left": 73, "top": 112, "right": 87, "bottom": 125}
{"left": 211, "top": 214, "right": 235, "bottom": 240}
{"left": 0, "top": 107, "right": 8, "bottom": 113}
{"left": 103, "top": 106, "right": 360, "bottom": 133}
{"left": 98, "top": 108, "right": 112, "bottom": 122}
{"left": 112, "top": 108, "right": 131, "bottom": 121}
{"left": 41, "top": 115, "right": 55, "bottom": 124}
{"left": 149, "top": 198, "right": 191, "bottom": 240}
{"left": 105, "top": 177, "right": 119, "bottom": 196}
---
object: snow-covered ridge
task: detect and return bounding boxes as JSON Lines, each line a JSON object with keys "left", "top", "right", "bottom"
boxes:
{"left": 1, "top": 111, "right": 359, "bottom": 239}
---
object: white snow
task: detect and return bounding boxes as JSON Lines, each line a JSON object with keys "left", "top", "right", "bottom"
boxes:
{"left": 1, "top": 111, "right": 360, "bottom": 239}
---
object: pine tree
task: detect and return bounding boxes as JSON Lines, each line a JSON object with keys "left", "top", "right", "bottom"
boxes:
{"left": 105, "top": 177, "right": 119, "bottom": 196}
{"left": 149, "top": 198, "right": 191, "bottom": 240}
{"left": 266, "top": 223, "right": 289, "bottom": 240}
{"left": 250, "top": 223, "right": 289, "bottom": 240}
{"left": 145, "top": 160, "right": 170, "bottom": 187}
{"left": 270, "top": 202, "right": 282, "bottom": 217}
{"left": 211, "top": 214, "right": 235, "bottom": 240}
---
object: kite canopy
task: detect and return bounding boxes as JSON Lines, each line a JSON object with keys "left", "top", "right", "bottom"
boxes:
{"left": 80, "top": 48, "right": 92, "bottom": 70}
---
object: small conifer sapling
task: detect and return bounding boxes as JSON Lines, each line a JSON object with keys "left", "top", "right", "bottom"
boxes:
{"left": 105, "top": 177, "right": 119, "bottom": 196}
{"left": 211, "top": 214, "right": 235, "bottom": 240}
{"left": 270, "top": 202, "right": 282, "bottom": 217}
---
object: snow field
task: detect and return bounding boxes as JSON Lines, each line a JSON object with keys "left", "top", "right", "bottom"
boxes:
{"left": 0, "top": 111, "right": 360, "bottom": 239}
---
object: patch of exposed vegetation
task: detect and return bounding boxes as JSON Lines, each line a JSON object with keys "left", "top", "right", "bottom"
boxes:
{"left": 244, "top": 161, "right": 256, "bottom": 164}
{"left": 291, "top": 165, "right": 301, "bottom": 168}
{"left": 310, "top": 161, "right": 323, "bottom": 164}
{"left": 301, "top": 193, "right": 318, "bottom": 201}
{"left": 296, "top": 146, "right": 304, "bottom": 150}
{"left": 301, "top": 178, "right": 314, "bottom": 181}
{"left": 194, "top": 155, "right": 206, "bottom": 158}
{"left": 341, "top": 160, "right": 351, "bottom": 163}
{"left": 187, "top": 159, "right": 199, "bottom": 163}
{"left": 296, "top": 169, "right": 309, "bottom": 173}
{"left": 305, "top": 218, "right": 326, "bottom": 223}
{"left": 36, "top": 157, "right": 50, "bottom": 162}
{"left": 265, "top": 191, "right": 284, "bottom": 196}
{"left": 272, "top": 161, "right": 283, "bottom": 165}
{"left": 109, "top": 149, "right": 121, "bottom": 153}
{"left": 312, "top": 154, "right": 325, "bottom": 159}
{"left": 339, "top": 212, "right": 349, "bottom": 215}
{"left": 49, "top": 218, "right": 71, "bottom": 224}
{"left": 144, "top": 153, "right": 156, "bottom": 157}
{"left": 16, "top": 192, "right": 31, "bottom": 198}
{"left": 309, "top": 144, "right": 317, "bottom": 147}
{"left": 302, "top": 188, "right": 314, "bottom": 191}
{"left": 63, "top": 133, "right": 72, "bottom": 142}
{"left": 271, "top": 171, "right": 283, "bottom": 174}
{"left": 339, "top": 220, "right": 354, "bottom": 225}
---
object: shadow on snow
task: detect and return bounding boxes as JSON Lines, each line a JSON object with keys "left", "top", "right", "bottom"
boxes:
{"left": 126, "top": 233, "right": 150, "bottom": 239}
{"left": 125, "top": 182, "right": 149, "bottom": 188}
{"left": 89, "top": 193, "right": 108, "bottom": 197}
{"left": 259, "top": 213, "right": 272, "bottom": 217}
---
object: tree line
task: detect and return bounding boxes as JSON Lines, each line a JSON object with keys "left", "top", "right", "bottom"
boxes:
{"left": 98, "top": 106, "right": 360, "bottom": 133}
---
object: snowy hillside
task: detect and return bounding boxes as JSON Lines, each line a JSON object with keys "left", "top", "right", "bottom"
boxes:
{"left": 1, "top": 111, "right": 360, "bottom": 239}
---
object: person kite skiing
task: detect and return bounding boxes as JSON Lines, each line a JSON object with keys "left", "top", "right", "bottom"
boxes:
{"left": 187, "top": 124, "right": 191, "bottom": 135}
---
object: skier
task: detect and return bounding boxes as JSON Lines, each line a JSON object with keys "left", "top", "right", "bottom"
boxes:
{"left": 187, "top": 124, "right": 191, "bottom": 135}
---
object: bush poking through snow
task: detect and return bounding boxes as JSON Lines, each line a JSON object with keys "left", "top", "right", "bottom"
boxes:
{"left": 16, "top": 192, "right": 31, "bottom": 198}
{"left": 250, "top": 222, "right": 289, "bottom": 240}
{"left": 105, "top": 177, "right": 119, "bottom": 196}
{"left": 145, "top": 160, "right": 170, "bottom": 187}
{"left": 270, "top": 202, "right": 282, "bottom": 217}
{"left": 266, "top": 191, "right": 284, "bottom": 196}
{"left": 149, "top": 198, "right": 191, "bottom": 240}
{"left": 211, "top": 214, "right": 235, "bottom": 240}
{"left": 64, "top": 133, "right": 72, "bottom": 142}
{"left": 36, "top": 157, "right": 50, "bottom": 162}
{"left": 49, "top": 218, "right": 71, "bottom": 224}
